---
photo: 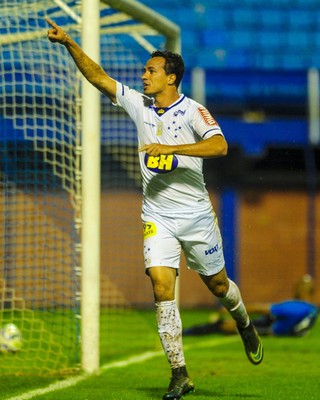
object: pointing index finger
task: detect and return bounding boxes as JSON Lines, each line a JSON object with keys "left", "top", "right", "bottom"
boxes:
{"left": 139, "top": 144, "right": 148, "bottom": 152}
{"left": 45, "top": 17, "right": 58, "bottom": 29}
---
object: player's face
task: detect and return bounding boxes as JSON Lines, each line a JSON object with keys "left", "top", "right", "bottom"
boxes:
{"left": 141, "top": 57, "right": 172, "bottom": 96}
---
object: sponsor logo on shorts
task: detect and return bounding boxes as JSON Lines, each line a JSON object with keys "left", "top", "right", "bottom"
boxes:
{"left": 205, "top": 244, "right": 219, "bottom": 255}
{"left": 144, "top": 154, "right": 178, "bottom": 174}
{"left": 143, "top": 222, "right": 157, "bottom": 239}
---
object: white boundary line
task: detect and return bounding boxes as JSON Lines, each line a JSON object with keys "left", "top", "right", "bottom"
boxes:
{"left": 5, "top": 337, "right": 238, "bottom": 400}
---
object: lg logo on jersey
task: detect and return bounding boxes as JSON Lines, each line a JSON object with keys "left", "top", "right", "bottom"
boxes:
{"left": 144, "top": 154, "right": 178, "bottom": 173}
{"left": 205, "top": 244, "right": 219, "bottom": 255}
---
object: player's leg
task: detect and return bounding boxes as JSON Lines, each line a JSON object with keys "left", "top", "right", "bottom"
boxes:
{"left": 180, "top": 209, "right": 263, "bottom": 365}
{"left": 180, "top": 211, "right": 251, "bottom": 331}
{"left": 148, "top": 266, "right": 194, "bottom": 400}
{"left": 200, "top": 269, "right": 249, "bottom": 327}
{"left": 142, "top": 213, "right": 194, "bottom": 399}
{"left": 201, "top": 270, "right": 264, "bottom": 365}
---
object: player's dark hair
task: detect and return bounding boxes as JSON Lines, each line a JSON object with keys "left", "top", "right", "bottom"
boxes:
{"left": 151, "top": 50, "right": 185, "bottom": 88}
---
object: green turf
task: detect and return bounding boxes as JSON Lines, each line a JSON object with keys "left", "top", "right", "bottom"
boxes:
{"left": 0, "top": 309, "right": 80, "bottom": 375}
{"left": 1, "top": 309, "right": 320, "bottom": 400}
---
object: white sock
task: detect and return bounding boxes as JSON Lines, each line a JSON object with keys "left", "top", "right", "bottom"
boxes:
{"left": 219, "top": 279, "right": 250, "bottom": 328}
{"left": 155, "top": 300, "right": 186, "bottom": 369}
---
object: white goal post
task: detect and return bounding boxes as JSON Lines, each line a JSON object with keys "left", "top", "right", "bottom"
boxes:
{"left": 81, "top": 0, "right": 180, "bottom": 374}
{"left": 0, "top": 0, "right": 180, "bottom": 375}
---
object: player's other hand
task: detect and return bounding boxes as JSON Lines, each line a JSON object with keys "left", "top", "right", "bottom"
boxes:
{"left": 45, "top": 17, "right": 69, "bottom": 45}
{"left": 139, "top": 143, "right": 174, "bottom": 156}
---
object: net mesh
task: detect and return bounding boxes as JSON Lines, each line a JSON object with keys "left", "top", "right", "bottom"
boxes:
{"left": 0, "top": 0, "right": 81, "bottom": 375}
{"left": 0, "top": 0, "right": 170, "bottom": 374}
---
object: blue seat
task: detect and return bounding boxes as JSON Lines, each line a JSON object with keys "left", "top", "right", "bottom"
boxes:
{"left": 226, "top": 50, "right": 252, "bottom": 69}
{"left": 200, "top": 29, "right": 228, "bottom": 48}
{"left": 199, "top": 8, "right": 230, "bottom": 30}
{"left": 258, "top": 31, "right": 286, "bottom": 50}
{"left": 255, "top": 53, "right": 280, "bottom": 69}
{"left": 282, "top": 53, "right": 309, "bottom": 69}
{"left": 134, "top": 1, "right": 320, "bottom": 70}
{"left": 288, "top": 9, "right": 315, "bottom": 29}
{"left": 231, "top": 8, "right": 259, "bottom": 28}
{"left": 260, "top": 9, "right": 288, "bottom": 29}
{"left": 286, "top": 31, "right": 311, "bottom": 49}
{"left": 195, "top": 50, "right": 228, "bottom": 69}
{"left": 266, "top": 0, "right": 298, "bottom": 6}
{"left": 294, "top": 0, "right": 319, "bottom": 8}
{"left": 171, "top": 8, "right": 203, "bottom": 29}
{"left": 313, "top": 31, "right": 320, "bottom": 50}
{"left": 182, "top": 51, "right": 199, "bottom": 69}
{"left": 310, "top": 53, "right": 320, "bottom": 67}
{"left": 181, "top": 29, "right": 199, "bottom": 47}
{"left": 230, "top": 30, "right": 256, "bottom": 48}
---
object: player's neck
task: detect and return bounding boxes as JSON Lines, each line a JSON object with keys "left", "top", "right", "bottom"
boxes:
{"left": 154, "top": 90, "right": 180, "bottom": 108}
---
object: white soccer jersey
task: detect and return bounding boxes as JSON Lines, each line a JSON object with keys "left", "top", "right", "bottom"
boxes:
{"left": 115, "top": 81, "right": 224, "bottom": 214}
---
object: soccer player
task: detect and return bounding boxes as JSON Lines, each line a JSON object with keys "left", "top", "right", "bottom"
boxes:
{"left": 184, "top": 300, "right": 318, "bottom": 337}
{"left": 46, "top": 18, "right": 263, "bottom": 399}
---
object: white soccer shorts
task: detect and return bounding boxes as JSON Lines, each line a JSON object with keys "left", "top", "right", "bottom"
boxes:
{"left": 142, "top": 210, "right": 225, "bottom": 276}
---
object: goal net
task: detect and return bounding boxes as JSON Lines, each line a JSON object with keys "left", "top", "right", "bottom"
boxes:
{"left": 0, "top": 0, "right": 179, "bottom": 375}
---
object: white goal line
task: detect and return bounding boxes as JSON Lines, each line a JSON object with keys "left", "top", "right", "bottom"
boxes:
{"left": 4, "top": 337, "right": 238, "bottom": 400}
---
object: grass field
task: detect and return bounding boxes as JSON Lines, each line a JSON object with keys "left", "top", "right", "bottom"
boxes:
{"left": 1, "top": 309, "right": 320, "bottom": 400}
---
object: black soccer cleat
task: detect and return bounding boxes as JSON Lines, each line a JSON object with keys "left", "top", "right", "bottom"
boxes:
{"left": 163, "top": 366, "right": 195, "bottom": 400}
{"left": 238, "top": 320, "right": 264, "bottom": 365}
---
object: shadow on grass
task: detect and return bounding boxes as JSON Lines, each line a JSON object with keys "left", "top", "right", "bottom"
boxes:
{"left": 136, "top": 386, "right": 263, "bottom": 399}
{"left": 199, "top": 389, "right": 263, "bottom": 398}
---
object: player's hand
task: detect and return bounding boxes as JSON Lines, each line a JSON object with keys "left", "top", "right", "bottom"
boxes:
{"left": 45, "top": 17, "right": 70, "bottom": 45}
{"left": 139, "top": 143, "right": 174, "bottom": 156}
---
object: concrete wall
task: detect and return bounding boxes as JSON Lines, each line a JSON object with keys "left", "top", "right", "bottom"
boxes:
{"left": 1, "top": 189, "right": 319, "bottom": 309}
{"left": 100, "top": 189, "right": 320, "bottom": 308}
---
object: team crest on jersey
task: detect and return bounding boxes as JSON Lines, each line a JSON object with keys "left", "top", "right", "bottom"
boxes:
{"left": 144, "top": 154, "right": 178, "bottom": 174}
{"left": 198, "top": 106, "right": 219, "bottom": 126}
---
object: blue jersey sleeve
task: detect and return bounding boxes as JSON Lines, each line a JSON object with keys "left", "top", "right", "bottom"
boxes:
{"left": 270, "top": 300, "right": 318, "bottom": 336}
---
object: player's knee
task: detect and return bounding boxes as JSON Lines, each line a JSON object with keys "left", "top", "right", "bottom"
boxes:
{"left": 149, "top": 267, "right": 176, "bottom": 302}
{"left": 153, "top": 282, "right": 175, "bottom": 302}
{"left": 201, "top": 270, "right": 229, "bottom": 298}
{"left": 205, "top": 276, "right": 229, "bottom": 298}
{"left": 212, "top": 280, "right": 229, "bottom": 298}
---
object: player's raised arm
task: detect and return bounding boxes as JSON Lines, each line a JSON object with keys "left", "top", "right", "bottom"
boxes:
{"left": 45, "top": 17, "right": 117, "bottom": 103}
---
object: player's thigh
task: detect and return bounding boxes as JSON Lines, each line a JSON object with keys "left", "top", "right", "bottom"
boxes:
{"left": 142, "top": 213, "right": 181, "bottom": 271}
{"left": 181, "top": 211, "right": 225, "bottom": 276}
